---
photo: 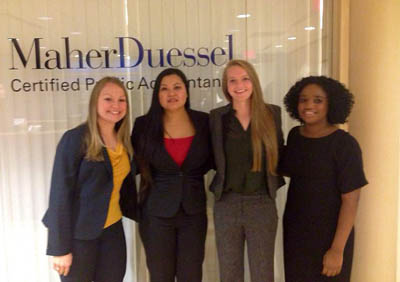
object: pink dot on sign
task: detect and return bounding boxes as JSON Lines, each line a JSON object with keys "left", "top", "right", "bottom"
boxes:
{"left": 244, "top": 50, "right": 255, "bottom": 59}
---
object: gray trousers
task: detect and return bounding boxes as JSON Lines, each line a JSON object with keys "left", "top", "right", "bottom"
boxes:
{"left": 214, "top": 192, "right": 278, "bottom": 282}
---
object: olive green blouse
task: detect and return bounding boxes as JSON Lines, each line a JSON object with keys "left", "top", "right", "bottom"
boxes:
{"left": 223, "top": 109, "right": 268, "bottom": 194}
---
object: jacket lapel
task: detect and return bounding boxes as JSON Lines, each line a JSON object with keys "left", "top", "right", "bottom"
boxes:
{"left": 102, "top": 148, "right": 113, "bottom": 176}
{"left": 212, "top": 104, "right": 231, "bottom": 176}
{"left": 180, "top": 110, "right": 202, "bottom": 170}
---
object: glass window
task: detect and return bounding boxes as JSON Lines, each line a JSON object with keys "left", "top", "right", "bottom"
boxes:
{"left": 0, "top": 1, "right": 333, "bottom": 281}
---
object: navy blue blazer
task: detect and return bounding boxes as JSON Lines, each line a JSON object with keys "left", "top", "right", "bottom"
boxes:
{"left": 131, "top": 109, "right": 213, "bottom": 218}
{"left": 42, "top": 124, "right": 137, "bottom": 256}
{"left": 209, "top": 103, "right": 285, "bottom": 200}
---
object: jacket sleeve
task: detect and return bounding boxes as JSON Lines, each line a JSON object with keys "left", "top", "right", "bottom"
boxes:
{"left": 272, "top": 105, "right": 284, "bottom": 159}
{"left": 270, "top": 105, "right": 286, "bottom": 185}
{"left": 131, "top": 116, "right": 145, "bottom": 175}
{"left": 208, "top": 110, "right": 218, "bottom": 171}
{"left": 199, "top": 112, "right": 215, "bottom": 172}
{"left": 42, "top": 129, "right": 83, "bottom": 256}
{"left": 119, "top": 162, "right": 138, "bottom": 221}
{"left": 131, "top": 118, "right": 140, "bottom": 154}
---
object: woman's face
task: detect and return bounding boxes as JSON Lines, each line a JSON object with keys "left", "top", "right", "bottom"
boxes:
{"left": 298, "top": 83, "right": 329, "bottom": 126}
{"left": 158, "top": 74, "right": 187, "bottom": 112}
{"left": 97, "top": 82, "right": 127, "bottom": 126}
{"left": 226, "top": 65, "right": 253, "bottom": 103}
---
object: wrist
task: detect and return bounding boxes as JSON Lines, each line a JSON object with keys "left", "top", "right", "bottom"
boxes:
{"left": 329, "top": 245, "right": 344, "bottom": 253}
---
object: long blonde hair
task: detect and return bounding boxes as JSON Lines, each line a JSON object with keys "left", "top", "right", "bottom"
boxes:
{"left": 84, "top": 77, "right": 133, "bottom": 161}
{"left": 222, "top": 60, "right": 278, "bottom": 175}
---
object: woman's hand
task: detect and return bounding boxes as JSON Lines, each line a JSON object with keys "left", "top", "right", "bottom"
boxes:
{"left": 52, "top": 253, "right": 73, "bottom": 276}
{"left": 322, "top": 248, "right": 343, "bottom": 277}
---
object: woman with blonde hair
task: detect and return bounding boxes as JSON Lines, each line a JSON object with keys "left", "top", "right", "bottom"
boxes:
{"left": 210, "top": 59, "right": 285, "bottom": 282}
{"left": 42, "top": 77, "right": 137, "bottom": 282}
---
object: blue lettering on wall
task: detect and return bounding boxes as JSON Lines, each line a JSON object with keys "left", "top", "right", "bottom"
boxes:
{"left": 8, "top": 35, "right": 234, "bottom": 70}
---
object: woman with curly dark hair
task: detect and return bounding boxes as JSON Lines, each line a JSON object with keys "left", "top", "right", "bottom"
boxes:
{"left": 281, "top": 76, "right": 368, "bottom": 282}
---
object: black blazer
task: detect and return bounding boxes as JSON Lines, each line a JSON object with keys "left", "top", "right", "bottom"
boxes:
{"left": 131, "top": 109, "right": 213, "bottom": 218}
{"left": 42, "top": 124, "right": 137, "bottom": 256}
{"left": 209, "top": 103, "right": 285, "bottom": 200}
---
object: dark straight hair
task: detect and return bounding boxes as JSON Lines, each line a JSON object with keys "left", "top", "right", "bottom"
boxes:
{"left": 146, "top": 68, "right": 191, "bottom": 145}
{"left": 136, "top": 68, "right": 191, "bottom": 199}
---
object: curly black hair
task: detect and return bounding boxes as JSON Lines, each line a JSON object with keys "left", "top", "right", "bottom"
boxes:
{"left": 284, "top": 76, "right": 354, "bottom": 124}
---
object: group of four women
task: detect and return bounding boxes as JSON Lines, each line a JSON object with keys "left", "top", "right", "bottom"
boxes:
{"left": 43, "top": 59, "right": 367, "bottom": 282}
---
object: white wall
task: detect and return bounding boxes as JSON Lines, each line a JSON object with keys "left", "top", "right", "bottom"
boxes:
{"left": 348, "top": 0, "right": 400, "bottom": 281}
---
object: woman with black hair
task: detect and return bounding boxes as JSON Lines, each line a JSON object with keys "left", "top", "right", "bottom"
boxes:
{"left": 131, "top": 68, "right": 213, "bottom": 282}
{"left": 282, "top": 76, "right": 368, "bottom": 282}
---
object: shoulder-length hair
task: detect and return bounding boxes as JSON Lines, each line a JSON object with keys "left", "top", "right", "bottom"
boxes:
{"left": 137, "top": 68, "right": 191, "bottom": 192}
{"left": 84, "top": 76, "right": 133, "bottom": 161}
{"left": 222, "top": 59, "right": 278, "bottom": 175}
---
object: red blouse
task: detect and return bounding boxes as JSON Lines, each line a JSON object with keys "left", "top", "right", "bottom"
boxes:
{"left": 164, "top": 136, "right": 194, "bottom": 167}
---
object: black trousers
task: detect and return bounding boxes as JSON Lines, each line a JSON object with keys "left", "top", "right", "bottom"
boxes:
{"left": 139, "top": 209, "right": 207, "bottom": 282}
{"left": 61, "top": 220, "right": 126, "bottom": 282}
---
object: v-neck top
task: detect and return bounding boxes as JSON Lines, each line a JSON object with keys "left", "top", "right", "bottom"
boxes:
{"left": 104, "top": 143, "right": 130, "bottom": 228}
{"left": 164, "top": 136, "right": 194, "bottom": 167}
{"left": 223, "top": 109, "right": 268, "bottom": 194}
{"left": 131, "top": 110, "right": 213, "bottom": 217}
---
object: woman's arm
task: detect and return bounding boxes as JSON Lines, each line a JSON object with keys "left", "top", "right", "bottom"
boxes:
{"left": 131, "top": 116, "right": 147, "bottom": 175}
{"left": 42, "top": 126, "right": 86, "bottom": 276}
{"left": 322, "top": 188, "right": 361, "bottom": 277}
{"left": 43, "top": 128, "right": 83, "bottom": 256}
{"left": 120, "top": 168, "right": 138, "bottom": 221}
{"left": 270, "top": 105, "right": 288, "bottom": 180}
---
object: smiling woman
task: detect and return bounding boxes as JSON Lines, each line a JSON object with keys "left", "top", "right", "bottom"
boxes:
{"left": 282, "top": 76, "right": 367, "bottom": 282}
{"left": 131, "top": 68, "right": 213, "bottom": 282}
{"left": 97, "top": 83, "right": 127, "bottom": 128}
{"left": 158, "top": 74, "right": 188, "bottom": 112}
{"left": 297, "top": 84, "right": 329, "bottom": 129}
{"left": 42, "top": 77, "right": 137, "bottom": 282}
{"left": 209, "top": 60, "right": 285, "bottom": 282}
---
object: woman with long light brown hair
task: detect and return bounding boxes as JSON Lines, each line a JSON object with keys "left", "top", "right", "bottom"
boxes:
{"left": 42, "top": 77, "right": 137, "bottom": 282}
{"left": 209, "top": 59, "right": 285, "bottom": 282}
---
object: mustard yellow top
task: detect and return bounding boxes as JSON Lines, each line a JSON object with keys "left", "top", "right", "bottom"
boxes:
{"left": 104, "top": 143, "right": 130, "bottom": 228}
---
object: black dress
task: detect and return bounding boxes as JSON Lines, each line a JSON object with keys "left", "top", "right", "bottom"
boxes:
{"left": 282, "top": 126, "right": 367, "bottom": 282}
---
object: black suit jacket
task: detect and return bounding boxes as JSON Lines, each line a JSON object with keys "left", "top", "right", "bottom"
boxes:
{"left": 209, "top": 103, "right": 285, "bottom": 200}
{"left": 131, "top": 109, "right": 213, "bottom": 218}
{"left": 42, "top": 124, "right": 137, "bottom": 256}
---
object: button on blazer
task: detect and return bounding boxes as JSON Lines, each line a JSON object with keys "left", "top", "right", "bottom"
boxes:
{"left": 131, "top": 109, "right": 213, "bottom": 218}
{"left": 42, "top": 124, "right": 137, "bottom": 256}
